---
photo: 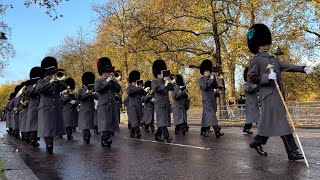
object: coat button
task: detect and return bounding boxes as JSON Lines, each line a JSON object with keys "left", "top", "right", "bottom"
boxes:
{"left": 53, "top": 92, "right": 55, "bottom": 94}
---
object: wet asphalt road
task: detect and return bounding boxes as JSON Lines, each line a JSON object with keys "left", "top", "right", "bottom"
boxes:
{"left": 1, "top": 121, "right": 320, "bottom": 180}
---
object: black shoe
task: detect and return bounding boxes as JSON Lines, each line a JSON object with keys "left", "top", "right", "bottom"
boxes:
{"left": 175, "top": 130, "right": 180, "bottom": 134}
{"left": 215, "top": 132, "right": 224, "bottom": 138}
{"left": 288, "top": 150, "right": 304, "bottom": 161}
{"left": 106, "top": 139, "right": 112, "bottom": 148}
{"left": 46, "top": 145, "right": 53, "bottom": 154}
{"left": 37, "top": 137, "right": 40, "bottom": 141}
{"left": 137, "top": 133, "right": 141, "bottom": 139}
{"left": 165, "top": 136, "right": 172, "bottom": 143}
{"left": 155, "top": 136, "right": 164, "bottom": 142}
{"left": 31, "top": 140, "right": 40, "bottom": 147}
{"left": 85, "top": 137, "right": 90, "bottom": 144}
{"left": 145, "top": 129, "right": 150, "bottom": 133}
{"left": 94, "top": 129, "right": 99, "bottom": 134}
{"left": 200, "top": 131, "right": 209, "bottom": 137}
{"left": 67, "top": 135, "right": 73, "bottom": 140}
{"left": 249, "top": 142, "right": 267, "bottom": 156}
{"left": 151, "top": 129, "right": 155, "bottom": 133}
{"left": 25, "top": 138, "right": 31, "bottom": 144}
{"left": 182, "top": 129, "right": 187, "bottom": 135}
{"left": 243, "top": 129, "right": 253, "bottom": 134}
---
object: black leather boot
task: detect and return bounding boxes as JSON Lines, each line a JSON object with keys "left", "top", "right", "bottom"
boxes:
{"left": 243, "top": 129, "right": 253, "bottom": 134}
{"left": 85, "top": 136, "right": 90, "bottom": 144}
{"left": 249, "top": 141, "right": 267, "bottom": 156}
{"left": 165, "top": 136, "right": 172, "bottom": 143}
{"left": 288, "top": 150, "right": 304, "bottom": 161}
{"left": 67, "top": 134, "right": 73, "bottom": 140}
{"left": 31, "top": 140, "right": 40, "bottom": 147}
{"left": 46, "top": 144, "right": 53, "bottom": 154}
{"left": 200, "top": 131, "right": 209, "bottom": 137}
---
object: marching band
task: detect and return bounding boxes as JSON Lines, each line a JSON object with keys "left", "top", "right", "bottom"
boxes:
{"left": 1, "top": 23, "right": 314, "bottom": 164}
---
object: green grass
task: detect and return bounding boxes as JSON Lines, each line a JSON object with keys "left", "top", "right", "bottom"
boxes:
{"left": 0, "top": 159, "right": 7, "bottom": 180}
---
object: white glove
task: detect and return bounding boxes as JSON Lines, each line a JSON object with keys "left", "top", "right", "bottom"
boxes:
{"left": 268, "top": 72, "right": 277, "bottom": 80}
{"left": 49, "top": 77, "right": 56, "bottom": 83}
{"left": 86, "top": 89, "right": 90, "bottom": 93}
{"left": 210, "top": 74, "right": 215, "bottom": 79}
{"left": 70, "top": 100, "right": 76, "bottom": 104}
{"left": 304, "top": 66, "right": 313, "bottom": 74}
{"left": 165, "top": 80, "right": 169, "bottom": 87}
{"left": 106, "top": 77, "right": 112, "bottom": 82}
{"left": 151, "top": 98, "right": 155, "bottom": 102}
{"left": 33, "top": 84, "right": 36, "bottom": 88}
{"left": 144, "top": 87, "right": 150, "bottom": 92}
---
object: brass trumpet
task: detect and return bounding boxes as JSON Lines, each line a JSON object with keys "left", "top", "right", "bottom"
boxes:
{"left": 56, "top": 69, "right": 66, "bottom": 81}
{"left": 110, "top": 70, "right": 122, "bottom": 81}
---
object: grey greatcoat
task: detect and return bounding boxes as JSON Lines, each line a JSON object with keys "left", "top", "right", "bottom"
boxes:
{"left": 61, "top": 93, "right": 78, "bottom": 128}
{"left": 126, "top": 85, "right": 147, "bottom": 128}
{"left": 8, "top": 99, "right": 14, "bottom": 129}
{"left": 142, "top": 93, "right": 155, "bottom": 125}
{"left": 94, "top": 78, "right": 121, "bottom": 132}
{"left": 248, "top": 52, "right": 305, "bottom": 137}
{"left": 19, "top": 103, "right": 28, "bottom": 133}
{"left": 13, "top": 97, "right": 21, "bottom": 130}
{"left": 4, "top": 101, "right": 10, "bottom": 128}
{"left": 77, "top": 88, "right": 98, "bottom": 130}
{"left": 171, "top": 87, "right": 188, "bottom": 126}
{"left": 198, "top": 76, "right": 219, "bottom": 127}
{"left": 244, "top": 81, "right": 260, "bottom": 124}
{"left": 36, "top": 79, "right": 67, "bottom": 137}
{"left": 151, "top": 79, "right": 174, "bottom": 127}
{"left": 25, "top": 85, "right": 40, "bottom": 132}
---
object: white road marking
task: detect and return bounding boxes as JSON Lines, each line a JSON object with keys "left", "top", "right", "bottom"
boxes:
{"left": 123, "top": 137, "right": 211, "bottom": 150}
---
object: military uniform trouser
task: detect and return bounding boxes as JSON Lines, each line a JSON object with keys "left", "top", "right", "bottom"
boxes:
{"left": 254, "top": 134, "right": 298, "bottom": 154}
{"left": 44, "top": 137, "right": 53, "bottom": 146}
{"left": 30, "top": 131, "right": 38, "bottom": 142}
{"left": 244, "top": 123, "right": 253, "bottom": 130}
{"left": 155, "top": 127, "right": 169, "bottom": 138}
{"left": 102, "top": 131, "right": 112, "bottom": 140}
{"left": 66, "top": 127, "right": 73, "bottom": 136}
{"left": 83, "top": 129, "right": 91, "bottom": 138}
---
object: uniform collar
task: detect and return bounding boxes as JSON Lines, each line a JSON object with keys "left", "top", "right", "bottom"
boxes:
{"left": 256, "top": 51, "right": 274, "bottom": 58}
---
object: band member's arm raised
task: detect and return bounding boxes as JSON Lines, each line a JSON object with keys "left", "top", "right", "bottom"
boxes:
{"left": 199, "top": 77, "right": 216, "bottom": 91}
{"left": 172, "top": 88, "right": 187, "bottom": 100}
{"left": 36, "top": 79, "right": 53, "bottom": 94}
{"left": 112, "top": 80, "right": 122, "bottom": 93}
{"left": 56, "top": 80, "right": 68, "bottom": 92}
{"left": 25, "top": 85, "right": 38, "bottom": 98}
{"left": 279, "top": 60, "right": 305, "bottom": 73}
{"left": 248, "top": 59, "right": 269, "bottom": 85}
{"left": 78, "top": 88, "right": 90, "bottom": 101}
{"left": 94, "top": 79, "right": 113, "bottom": 92}
{"left": 243, "top": 82, "right": 257, "bottom": 93}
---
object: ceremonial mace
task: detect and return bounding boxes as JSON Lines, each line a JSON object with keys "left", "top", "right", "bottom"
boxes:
{"left": 266, "top": 64, "right": 309, "bottom": 167}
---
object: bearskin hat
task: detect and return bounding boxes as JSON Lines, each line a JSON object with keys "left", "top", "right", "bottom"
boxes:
{"left": 247, "top": 23, "right": 272, "bottom": 54}
{"left": 9, "top": 93, "right": 15, "bottom": 100}
{"left": 144, "top": 80, "right": 151, "bottom": 88}
{"left": 200, "top": 59, "right": 213, "bottom": 75}
{"left": 175, "top": 74, "right": 185, "bottom": 86}
{"left": 41, "top": 56, "right": 58, "bottom": 77}
{"left": 129, "top": 70, "right": 140, "bottom": 83}
{"left": 82, "top": 72, "right": 95, "bottom": 86}
{"left": 97, "top": 57, "right": 112, "bottom": 75}
{"left": 152, "top": 59, "right": 167, "bottom": 78}
{"left": 29, "top": 66, "right": 43, "bottom": 84}
{"left": 65, "top": 78, "right": 76, "bottom": 90}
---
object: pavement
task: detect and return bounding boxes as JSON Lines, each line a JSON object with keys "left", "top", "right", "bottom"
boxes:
{"left": 0, "top": 121, "right": 320, "bottom": 180}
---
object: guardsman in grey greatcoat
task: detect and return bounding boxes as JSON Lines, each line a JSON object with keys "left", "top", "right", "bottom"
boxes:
{"left": 142, "top": 80, "right": 155, "bottom": 133}
{"left": 61, "top": 77, "right": 78, "bottom": 140}
{"left": 242, "top": 67, "right": 260, "bottom": 134}
{"left": 247, "top": 24, "right": 313, "bottom": 161}
{"left": 198, "top": 60, "right": 224, "bottom": 138}
{"left": 36, "top": 57, "right": 68, "bottom": 154}
{"left": 151, "top": 59, "right": 175, "bottom": 143}
{"left": 18, "top": 81, "right": 30, "bottom": 143}
{"left": 78, "top": 72, "right": 97, "bottom": 144}
{"left": 172, "top": 74, "right": 189, "bottom": 135}
{"left": 25, "top": 66, "right": 43, "bottom": 147}
{"left": 7, "top": 93, "right": 15, "bottom": 135}
{"left": 94, "top": 57, "right": 122, "bottom": 148}
{"left": 13, "top": 84, "right": 23, "bottom": 138}
{"left": 126, "top": 70, "right": 147, "bottom": 139}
